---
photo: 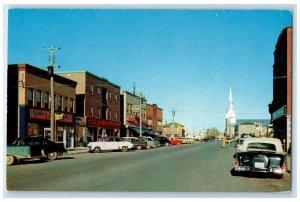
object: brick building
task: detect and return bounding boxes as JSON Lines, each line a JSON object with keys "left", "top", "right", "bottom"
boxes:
{"left": 7, "top": 64, "right": 77, "bottom": 147}
{"left": 162, "top": 122, "right": 185, "bottom": 139}
{"left": 268, "top": 27, "right": 292, "bottom": 152}
{"left": 58, "top": 71, "right": 121, "bottom": 143}
{"left": 121, "top": 90, "right": 159, "bottom": 137}
{"left": 146, "top": 103, "right": 163, "bottom": 135}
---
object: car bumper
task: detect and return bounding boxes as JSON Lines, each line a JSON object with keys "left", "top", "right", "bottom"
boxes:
{"left": 234, "top": 166, "right": 286, "bottom": 175}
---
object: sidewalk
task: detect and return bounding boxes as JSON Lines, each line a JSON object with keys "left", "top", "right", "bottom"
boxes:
{"left": 66, "top": 147, "right": 89, "bottom": 155}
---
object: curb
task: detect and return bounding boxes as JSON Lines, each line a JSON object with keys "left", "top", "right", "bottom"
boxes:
{"left": 66, "top": 147, "right": 89, "bottom": 155}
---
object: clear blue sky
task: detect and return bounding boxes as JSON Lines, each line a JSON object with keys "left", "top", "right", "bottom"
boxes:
{"left": 7, "top": 9, "right": 292, "bottom": 133}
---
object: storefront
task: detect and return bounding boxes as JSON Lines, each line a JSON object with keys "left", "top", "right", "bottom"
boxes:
{"left": 85, "top": 117, "right": 121, "bottom": 142}
{"left": 20, "top": 107, "right": 76, "bottom": 148}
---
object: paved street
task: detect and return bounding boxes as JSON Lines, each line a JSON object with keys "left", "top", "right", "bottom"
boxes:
{"left": 6, "top": 141, "right": 291, "bottom": 196}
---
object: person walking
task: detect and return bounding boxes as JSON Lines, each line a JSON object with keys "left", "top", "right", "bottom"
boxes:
{"left": 222, "top": 135, "right": 227, "bottom": 148}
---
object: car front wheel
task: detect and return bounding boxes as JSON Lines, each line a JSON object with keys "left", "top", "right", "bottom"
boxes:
{"left": 7, "top": 155, "right": 16, "bottom": 166}
{"left": 122, "top": 146, "right": 128, "bottom": 152}
{"left": 94, "top": 147, "right": 101, "bottom": 153}
{"left": 47, "top": 152, "right": 58, "bottom": 160}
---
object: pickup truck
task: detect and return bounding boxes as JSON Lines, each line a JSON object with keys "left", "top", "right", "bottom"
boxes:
{"left": 123, "top": 137, "right": 147, "bottom": 150}
{"left": 87, "top": 137, "right": 133, "bottom": 153}
{"left": 232, "top": 137, "right": 286, "bottom": 178}
{"left": 7, "top": 136, "right": 67, "bottom": 166}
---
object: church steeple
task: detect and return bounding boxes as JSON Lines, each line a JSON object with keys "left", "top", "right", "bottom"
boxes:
{"left": 226, "top": 87, "right": 236, "bottom": 136}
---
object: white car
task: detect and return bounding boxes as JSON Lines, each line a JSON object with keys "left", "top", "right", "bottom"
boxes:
{"left": 87, "top": 137, "right": 133, "bottom": 153}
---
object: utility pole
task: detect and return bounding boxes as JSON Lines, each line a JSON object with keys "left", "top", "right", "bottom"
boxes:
{"left": 43, "top": 46, "right": 60, "bottom": 142}
{"left": 139, "top": 90, "right": 143, "bottom": 137}
{"left": 171, "top": 108, "right": 176, "bottom": 139}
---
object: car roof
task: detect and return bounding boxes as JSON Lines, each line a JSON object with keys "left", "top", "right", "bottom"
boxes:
{"left": 239, "top": 138, "right": 284, "bottom": 153}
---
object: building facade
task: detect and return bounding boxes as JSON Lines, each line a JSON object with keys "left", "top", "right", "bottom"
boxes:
{"left": 120, "top": 91, "right": 154, "bottom": 137}
{"left": 162, "top": 122, "right": 185, "bottom": 139}
{"left": 268, "top": 27, "right": 292, "bottom": 152}
{"left": 234, "top": 119, "right": 270, "bottom": 138}
{"left": 58, "top": 71, "right": 121, "bottom": 143}
{"left": 7, "top": 64, "right": 77, "bottom": 148}
{"left": 146, "top": 103, "right": 163, "bottom": 135}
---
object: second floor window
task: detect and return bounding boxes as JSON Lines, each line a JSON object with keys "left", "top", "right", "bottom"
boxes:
{"left": 98, "top": 87, "right": 101, "bottom": 97}
{"left": 44, "top": 92, "right": 49, "bottom": 109}
{"left": 27, "top": 88, "right": 33, "bottom": 106}
{"left": 98, "top": 108, "right": 101, "bottom": 118}
{"left": 70, "top": 98, "right": 74, "bottom": 113}
{"left": 90, "top": 107, "right": 93, "bottom": 117}
{"left": 90, "top": 84, "right": 94, "bottom": 95}
{"left": 58, "top": 95, "right": 62, "bottom": 111}
{"left": 63, "top": 97, "right": 68, "bottom": 112}
{"left": 36, "top": 90, "right": 41, "bottom": 108}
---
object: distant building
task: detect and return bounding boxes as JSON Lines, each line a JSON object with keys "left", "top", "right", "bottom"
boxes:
{"left": 268, "top": 27, "right": 292, "bottom": 152}
{"left": 235, "top": 119, "right": 270, "bottom": 138}
{"left": 225, "top": 87, "right": 236, "bottom": 137}
{"left": 58, "top": 71, "right": 121, "bottom": 143}
{"left": 7, "top": 64, "right": 77, "bottom": 147}
{"left": 162, "top": 121, "right": 185, "bottom": 139}
{"left": 146, "top": 103, "right": 163, "bottom": 135}
{"left": 120, "top": 91, "right": 153, "bottom": 137}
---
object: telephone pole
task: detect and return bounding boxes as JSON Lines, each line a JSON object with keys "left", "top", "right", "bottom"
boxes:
{"left": 43, "top": 46, "right": 60, "bottom": 142}
{"left": 171, "top": 108, "right": 176, "bottom": 139}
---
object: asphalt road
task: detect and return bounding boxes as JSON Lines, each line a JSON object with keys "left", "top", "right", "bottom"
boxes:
{"left": 5, "top": 141, "right": 291, "bottom": 197}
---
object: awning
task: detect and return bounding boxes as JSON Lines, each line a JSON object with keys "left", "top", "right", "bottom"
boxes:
{"left": 128, "top": 127, "right": 156, "bottom": 136}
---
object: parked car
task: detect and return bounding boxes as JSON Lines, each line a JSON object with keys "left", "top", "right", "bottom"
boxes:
{"left": 232, "top": 138, "right": 286, "bottom": 178}
{"left": 123, "top": 137, "right": 147, "bottom": 150}
{"left": 138, "top": 137, "right": 157, "bottom": 149}
{"left": 7, "top": 136, "right": 67, "bottom": 166}
{"left": 169, "top": 138, "right": 183, "bottom": 145}
{"left": 201, "top": 137, "right": 213, "bottom": 142}
{"left": 87, "top": 137, "right": 133, "bottom": 153}
{"left": 154, "top": 136, "right": 171, "bottom": 146}
{"left": 179, "top": 137, "right": 194, "bottom": 144}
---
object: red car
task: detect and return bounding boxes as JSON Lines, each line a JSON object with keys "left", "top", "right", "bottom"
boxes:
{"left": 169, "top": 139, "right": 183, "bottom": 145}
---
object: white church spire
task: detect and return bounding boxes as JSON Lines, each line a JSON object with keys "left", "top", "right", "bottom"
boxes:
{"left": 226, "top": 87, "right": 236, "bottom": 136}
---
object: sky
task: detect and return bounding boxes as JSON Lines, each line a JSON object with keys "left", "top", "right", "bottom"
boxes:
{"left": 7, "top": 8, "right": 293, "bottom": 133}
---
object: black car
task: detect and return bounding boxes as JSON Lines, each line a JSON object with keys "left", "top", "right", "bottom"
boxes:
{"left": 154, "top": 136, "right": 171, "bottom": 146}
{"left": 11, "top": 136, "right": 67, "bottom": 160}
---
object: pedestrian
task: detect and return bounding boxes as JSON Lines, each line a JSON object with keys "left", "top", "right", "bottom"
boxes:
{"left": 222, "top": 136, "right": 227, "bottom": 148}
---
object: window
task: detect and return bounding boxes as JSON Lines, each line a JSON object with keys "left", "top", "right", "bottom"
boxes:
{"left": 98, "top": 108, "right": 101, "bottom": 118}
{"left": 36, "top": 90, "right": 41, "bottom": 108}
{"left": 98, "top": 88, "right": 101, "bottom": 97}
{"left": 115, "top": 94, "right": 118, "bottom": 103}
{"left": 64, "top": 97, "right": 69, "bottom": 112}
{"left": 108, "top": 109, "right": 111, "bottom": 120}
{"left": 247, "top": 143, "right": 276, "bottom": 151}
{"left": 90, "top": 84, "right": 94, "bottom": 95}
{"left": 44, "top": 92, "right": 49, "bottom": 109}
{"left": 27, "top": 88, "right": 33, "bottom": 106}
{"left": 108, "top": 91, "right": 112, "bottom": 101}
{"left": 69, "top": 98, "right": 74, "bottom": 113}
{"left": 90, "top": 107, "right": 93, "bottom": 117}
{"left": 114, "top": 111, "right": 118, "bottom": 121}
{"left": 58, "top": 95, "right": 62, "bottom": 111}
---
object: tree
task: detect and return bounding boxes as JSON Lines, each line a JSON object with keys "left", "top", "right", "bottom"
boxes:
{"left": 206, "top": 127, "right": 220, "bottom": 138}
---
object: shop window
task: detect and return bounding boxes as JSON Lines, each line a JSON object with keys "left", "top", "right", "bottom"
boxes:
{"left": 58, "top": 95, "right": 62, "bottom": 111}
{"left": 27, "top": 88, "right": 33, "bottom": 106}
{"left": 44, "top": 92, "right": 49, "bottom": 109}
{"left": 36, "top": 90, "right": 41, "bottom": 108}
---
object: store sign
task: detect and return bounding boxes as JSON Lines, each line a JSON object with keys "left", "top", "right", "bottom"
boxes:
{"left": 56, "top": 113, "right": 74, "bottom": 123}
{"left": 87, "top": 117, "right": 121, "bottom": 129}
{"left": 272, "top": 105, "right": 287, "bottom": 121}
{"left": 30, "top": 109, "right": 50, "bottom": 120}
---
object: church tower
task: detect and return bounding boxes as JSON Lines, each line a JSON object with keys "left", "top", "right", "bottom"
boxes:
{"left": 225, "top": 87, "right": 236, "bottom": 137}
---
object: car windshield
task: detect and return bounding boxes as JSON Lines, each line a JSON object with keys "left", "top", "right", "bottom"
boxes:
{"left": 247, "top": 142, "right": 276, "bottom": 151}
